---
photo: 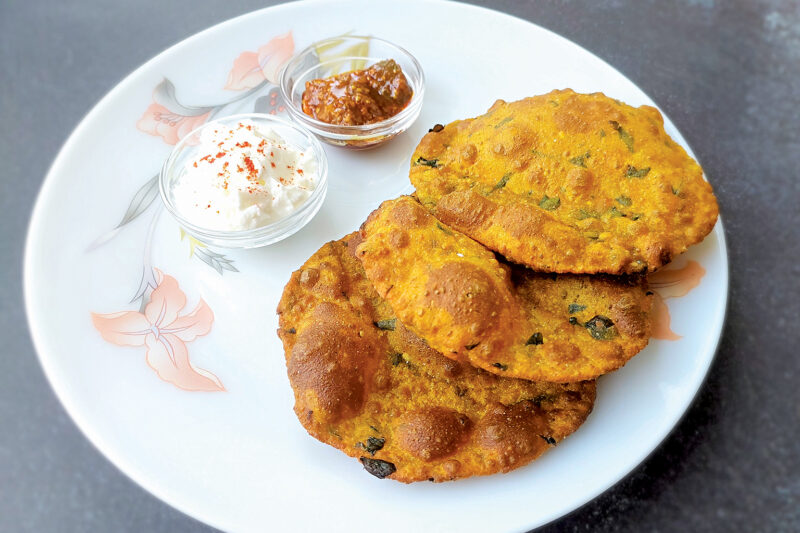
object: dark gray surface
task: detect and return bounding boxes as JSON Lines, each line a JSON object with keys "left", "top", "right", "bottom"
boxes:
{"left": 2, "top": 0, "right": 798, "bottom": 531}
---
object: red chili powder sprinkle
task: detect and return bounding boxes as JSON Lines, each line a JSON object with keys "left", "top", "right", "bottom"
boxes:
{"left": 216, "top": 151, "right": 226, "bottom": 158}
{"left": 243, "top": 156, "right": 258, "bottom": 180}
{"left": 271, "top": 162, "right": 276, "bottom": 168}
{"left": 297, "top": 169, "right": 304, "bottom": 175}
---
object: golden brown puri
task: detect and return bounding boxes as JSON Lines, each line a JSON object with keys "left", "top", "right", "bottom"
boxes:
{"left": 356, "top": 196, "right": 653, "bottom": 382}
{"left": 410, "top": 89, "right": 719, "bottom": 274}
{"left": 277, "top": 234, "right": 595, "bottom": 483}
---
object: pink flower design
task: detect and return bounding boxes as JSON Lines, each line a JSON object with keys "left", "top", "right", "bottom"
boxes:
{"left": 136, "top": 103, "right": 211, "bottom": 145}
{"left": 91, "top": 269, "right": 224, "bottom": 392}
{"left": 225, "top": 31, "right": 294, "bottom": 90}
{"left": 648, "top": 260, "right": 706, "bottom": 340}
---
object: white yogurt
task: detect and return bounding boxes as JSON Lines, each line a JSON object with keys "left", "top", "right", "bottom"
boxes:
{"left": 172, "top": 119, "right": 318, "bottom": 231}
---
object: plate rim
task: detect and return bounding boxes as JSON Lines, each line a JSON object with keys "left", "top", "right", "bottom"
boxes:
{"left": 23, "top": 0, "right": 730, "bottom": 530}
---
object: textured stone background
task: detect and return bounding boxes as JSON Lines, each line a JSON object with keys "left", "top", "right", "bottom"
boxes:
{"left": 1, "top": 0, "right": 798, "bottom": 531}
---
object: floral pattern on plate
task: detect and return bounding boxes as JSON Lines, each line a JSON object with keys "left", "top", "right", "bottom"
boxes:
{"left": 92, "top": 268, "right": 223, "bottom": 392}
{"left": 89, "top": 30, "right": 375, "bottom": 390}
{"left": 649, "top": 260, "right": 706, "bottom": 340}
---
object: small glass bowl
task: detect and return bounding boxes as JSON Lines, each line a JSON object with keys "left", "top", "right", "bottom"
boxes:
{"left": 279, "top": 35, "right": 425, "bottom": 149}
{"left": 159, "top": 113, "right": 328, "bottom": 249}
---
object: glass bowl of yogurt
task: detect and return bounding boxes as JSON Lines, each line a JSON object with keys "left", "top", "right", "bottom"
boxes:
{"left": 159, "top": 113, "right": 328, "bottom": 248}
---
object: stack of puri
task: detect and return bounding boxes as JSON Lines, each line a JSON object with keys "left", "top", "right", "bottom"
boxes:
{"left": 277, "top": 89, "right": 719, "bottom": 482}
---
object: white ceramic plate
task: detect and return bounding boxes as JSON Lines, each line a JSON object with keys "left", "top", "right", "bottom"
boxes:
{"left": 24, "top": 1, "right": 728, "bottom": 531}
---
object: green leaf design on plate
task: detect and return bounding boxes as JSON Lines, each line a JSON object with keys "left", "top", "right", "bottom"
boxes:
{"left": 314, "top": 32, "right": 371, "bottom": 74}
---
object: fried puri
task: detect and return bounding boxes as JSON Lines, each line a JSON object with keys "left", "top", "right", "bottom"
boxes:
{"left": 277, "top": 234, "right": 595, "bottom": 482}
{"left": 410, "top": 89, "right": 719, "bottom": 274}
{"left": 356, "top": 196, "right": 653, "bottom": 382}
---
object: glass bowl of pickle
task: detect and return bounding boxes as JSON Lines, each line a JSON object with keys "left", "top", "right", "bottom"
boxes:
{"left": 279, "top": 35, "right": 425, "bottom": 149}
